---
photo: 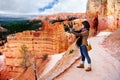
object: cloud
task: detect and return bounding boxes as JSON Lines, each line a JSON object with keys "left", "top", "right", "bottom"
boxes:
{"left": 0, "top": 0, "right": 88, "bottom": 15}
{"left": 39, "top": 0, "right": 59, "bottom": 12}
{"left": 0, "top": 0, "right": 53, "bottom": 15}
{"left": 41, "top": 0, "right": 88, "bottom": 15}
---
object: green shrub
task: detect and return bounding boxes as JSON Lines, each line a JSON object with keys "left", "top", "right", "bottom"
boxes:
{"left": 69, "top": 49, "right": 74, "bottom": 54}
{"left": 42, "top": 54, "right": 48, "bottom": 61}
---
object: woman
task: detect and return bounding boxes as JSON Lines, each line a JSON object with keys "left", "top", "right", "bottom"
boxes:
{"left": 71, "top": 20, "right": 91, "bottom": 71}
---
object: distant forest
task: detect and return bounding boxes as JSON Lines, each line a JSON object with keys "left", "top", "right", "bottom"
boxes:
{"left": 0, "top": 20, "right": 42, "bottom": 41}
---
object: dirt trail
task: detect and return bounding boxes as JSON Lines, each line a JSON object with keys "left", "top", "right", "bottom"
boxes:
{"left": 54, "top": 34, "right": 120, "bottom": 80}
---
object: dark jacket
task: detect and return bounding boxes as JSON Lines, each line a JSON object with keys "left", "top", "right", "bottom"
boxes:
{"left": 72, "top": 28, "right": 89, "bottom": 47}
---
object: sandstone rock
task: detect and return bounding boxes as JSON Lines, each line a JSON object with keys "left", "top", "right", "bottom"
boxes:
{"left": 87, "top": 0, "right": 120, "bottom": 33}
{"left": 0, "top": 21, "right": 75, "bottom": 80}
{"left": 103, "top": 28, "right": 120, "bottom": 61}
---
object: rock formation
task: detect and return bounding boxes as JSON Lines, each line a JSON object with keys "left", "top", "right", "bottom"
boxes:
{"left": 34, "top": 13, "right": 85, "bottom": 21}
{"left": 0, "top": 21, "right": 75, "bottom": 80}
{"left": 1, "top": 0, "right": 120, "bottom": 79}
{"left": 86, "top": 0, "right": 120, "bottom": 34}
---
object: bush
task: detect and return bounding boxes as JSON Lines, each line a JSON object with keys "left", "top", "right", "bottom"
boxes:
{"left": 69, "top": 49, "right": 74, "bottom": 54}
{"left": 42, "top": 54, "right": 48, "bottom": 61}
{"left": 20, "top": 44, "right": 31, "bottom": 69}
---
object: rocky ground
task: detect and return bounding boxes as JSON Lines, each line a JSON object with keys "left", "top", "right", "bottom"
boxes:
{"left": 102, "top": 28, "right": 120, "bottom": 61}
{"left": 54, "top": 33, "right": 120, "bottom": 80}
{"left": 1, "top": 30, "right": 120, "bottom": 80}
{"left": 39, "top": 31, "right": 120, "bottom": 80}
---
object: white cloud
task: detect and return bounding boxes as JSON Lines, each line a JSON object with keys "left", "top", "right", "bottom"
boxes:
{"left": 0, "top": 0, "right": 53, "bottom": 15}
{"left": 0, "top": 0, "right": 88, "bottom": 15}
{"left": 40, "top": 0, "right": 88, "bottom": 15}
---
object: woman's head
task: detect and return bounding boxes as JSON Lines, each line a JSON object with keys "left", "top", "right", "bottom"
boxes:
{"left": 73, "top": 19, "right": 82, "bottom": 30}
{"left": 82, "top": 21, "right": 90, "bottom": 30}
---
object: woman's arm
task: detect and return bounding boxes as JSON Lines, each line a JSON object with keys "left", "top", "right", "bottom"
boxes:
{"left": 71, "top": 31, "right": 81, "bottom": 37}
{"left": 71, "top": 29, "right": 88, "bottom": 37}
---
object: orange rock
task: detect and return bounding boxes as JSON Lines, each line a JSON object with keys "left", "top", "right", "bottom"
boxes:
{"left": 0, "top": 21, "right": 76, "bottom": 80}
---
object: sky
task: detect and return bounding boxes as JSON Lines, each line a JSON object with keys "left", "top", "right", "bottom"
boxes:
{"left": 0, "top": 0, "right": 88, "bottom": 15}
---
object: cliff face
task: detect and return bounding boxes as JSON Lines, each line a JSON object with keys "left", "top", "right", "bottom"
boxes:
{"left": 0, "top": 21, "right": 75, "bottom": 80}
{"left": 87, "top": 0, "right": 120, "bottom": 32}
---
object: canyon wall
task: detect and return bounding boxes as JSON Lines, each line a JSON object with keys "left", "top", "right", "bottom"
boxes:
{"left": 0, "top": 21, "right": 75, "bottom": 80}
{"left": 87, "top": 0, "right": 120, "bottom": 33}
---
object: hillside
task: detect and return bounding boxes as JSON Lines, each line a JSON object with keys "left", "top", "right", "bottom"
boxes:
{"left": 39, "top": 32, "right": 120, "bottom": 80}
{"left": 103, "top": 28, "right": 120, "bottom": 61}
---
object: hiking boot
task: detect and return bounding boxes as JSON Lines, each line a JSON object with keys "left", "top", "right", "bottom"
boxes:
{"left": 85, "top": 67, "right": 92, "bottom": 71}
{"left": 77, "top": 64, "right": 84, "bottom": 68}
